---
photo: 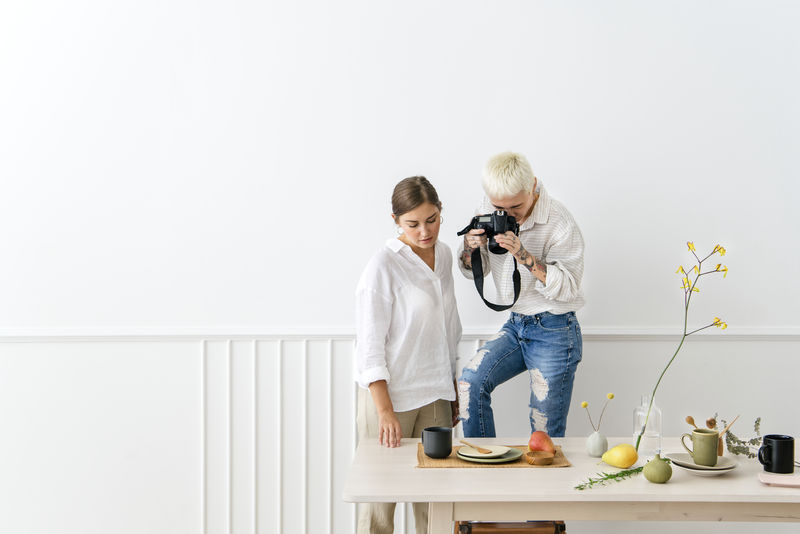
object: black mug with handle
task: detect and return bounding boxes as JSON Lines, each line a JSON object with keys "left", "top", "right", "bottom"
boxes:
{"left": 758, "top": 434, "right": 795, "bottom": 474}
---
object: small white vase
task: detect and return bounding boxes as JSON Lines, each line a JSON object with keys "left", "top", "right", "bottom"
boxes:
{"left": 586, "top": 431, "right": 608, "bottom": 457}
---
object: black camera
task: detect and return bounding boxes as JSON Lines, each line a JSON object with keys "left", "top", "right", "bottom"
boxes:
{"left": 457, "top": 210, "right": 520, "bottom": 255}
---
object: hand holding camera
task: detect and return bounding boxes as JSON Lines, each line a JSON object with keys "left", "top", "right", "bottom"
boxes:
{"left": 492, "top": 231, "right": 523, "bottom": 257}
{"left": 457, "top": 210, "right": 520, "bottom": 255}
{"left": 457, "top": 211, "right": 523, "bottom": 311}
{"left": 463, "top": 228, "right": 487, "bottom": 251}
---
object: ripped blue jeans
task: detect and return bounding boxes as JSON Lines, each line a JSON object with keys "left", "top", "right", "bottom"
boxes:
{"left": 458, "top": 311, "right": 582, "bottom": 438}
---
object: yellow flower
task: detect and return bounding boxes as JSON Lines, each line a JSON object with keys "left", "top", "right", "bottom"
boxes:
{"left": 581, "top": 401, "right": 588, "bottom": 408}
{"left": 720, "top": 265, "right": 728, "bottom": 278}
{"left": 675, "top": 266, "right": 685, "bottom": 274}
{"left": 687, "top": 241, "right": 696, "bottom": 252}
{"left": 718, "top": 245, "right": 726, "bottom": 256}
{"left": 713, "top": 317, "right": 728, "bottom": 329}
{"left": 693, "top": 265, "right": 700, "bottom": 274}
{"left": 607, "top": 393, "right": 615, "bottom": 400}
{"left": 692, "top": 287, "right": 700, "bottom": 292}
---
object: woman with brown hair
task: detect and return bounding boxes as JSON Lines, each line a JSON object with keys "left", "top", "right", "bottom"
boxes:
{"left": 354, "top": 176, "right": 461, "bottom": 534}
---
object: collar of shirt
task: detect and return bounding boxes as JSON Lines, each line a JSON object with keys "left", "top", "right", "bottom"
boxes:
{"left": 385, "top": 237, "right": 440, "bottom": 276}
{"left": 385, "top": 237, "right": 405, "bottom": 253}
{"left": 519, "top": 180, "right": 551, "bottom": 231}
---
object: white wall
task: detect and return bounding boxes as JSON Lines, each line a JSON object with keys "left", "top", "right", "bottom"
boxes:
{"left": 2, "top": 0, "right": 798, "bottom": 334}
{"left": 2, "top": 1, "right": 799, "bottom": 533}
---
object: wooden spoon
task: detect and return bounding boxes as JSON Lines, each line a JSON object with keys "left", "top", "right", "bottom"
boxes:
{"left": 460, "top": 439, "right": 492, "bottom": 454}
{"left": 685, "top": 415, "right": 698, "bottom": 429}
{"left": 718, "top": 415, "right": 740, "bottom": 438}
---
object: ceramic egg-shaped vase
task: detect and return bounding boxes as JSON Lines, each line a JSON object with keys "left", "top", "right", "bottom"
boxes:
{"left": 586, "top": 431, "right": 608, "bottom": 457}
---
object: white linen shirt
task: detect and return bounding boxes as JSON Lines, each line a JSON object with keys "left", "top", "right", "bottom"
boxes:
{"left": 457, "top": 181, "right": 586, "bottom": 315}
{"left": 355, "top": 238, "right": 462, "bottom": 413}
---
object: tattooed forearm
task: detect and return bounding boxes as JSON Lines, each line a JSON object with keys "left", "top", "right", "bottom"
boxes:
{"left": 518, "top": 247, "right": 532, "bottom": 266}
{"left": 517, "top": 246, "right": 547, "bottom": 281}
{"left": 460, "top": 246, "right": 472, "bottom": 269}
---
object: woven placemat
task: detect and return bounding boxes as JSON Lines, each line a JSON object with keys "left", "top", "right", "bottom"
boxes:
{"left": 417, "top": 445, "right": 571, "bottom": 468}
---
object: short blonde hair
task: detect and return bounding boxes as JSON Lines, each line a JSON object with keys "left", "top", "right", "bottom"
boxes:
{"left": 482, "top": 151, "right": 536, "bottom": 199}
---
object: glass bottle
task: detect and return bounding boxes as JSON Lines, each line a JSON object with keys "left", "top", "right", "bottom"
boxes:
{"left": 632, "top": 394, "right": 662, "bottom": 460}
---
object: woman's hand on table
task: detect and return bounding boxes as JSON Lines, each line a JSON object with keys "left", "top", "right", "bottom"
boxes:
{"left": 377, "top": 410, "right": 403, "bottom": 447}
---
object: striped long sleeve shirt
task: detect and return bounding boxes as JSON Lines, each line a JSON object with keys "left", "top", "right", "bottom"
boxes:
{"left": 457, "top": 181, "right": 586, "bottom": 316}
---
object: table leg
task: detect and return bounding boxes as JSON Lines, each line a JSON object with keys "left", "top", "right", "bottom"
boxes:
{"left": 427, "top": 502, "right": 453, "bottom": 534}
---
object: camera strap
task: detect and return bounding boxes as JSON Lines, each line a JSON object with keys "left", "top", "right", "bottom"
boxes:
{"left": 469, "top": 248, "right": 521, "bottom": 312}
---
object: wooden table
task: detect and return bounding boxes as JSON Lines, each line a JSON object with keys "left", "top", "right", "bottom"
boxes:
{"left": 342, "top": 437, "right": 800, "bottom": 534}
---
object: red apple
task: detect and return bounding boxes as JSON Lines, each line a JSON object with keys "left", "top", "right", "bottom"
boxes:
{"left": 528, "top": 430, "right": 555, "bottom": 454}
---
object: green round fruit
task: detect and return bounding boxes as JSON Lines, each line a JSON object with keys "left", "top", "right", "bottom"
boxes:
{"left": 643, "top": 454, "right": 672, "bottom": 483}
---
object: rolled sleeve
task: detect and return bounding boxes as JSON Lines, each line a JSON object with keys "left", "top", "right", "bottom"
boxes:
{"left": 355, "top": 287, "right": 394, "bottom": 389}
{"left": 536, "top": 229, "right": 584, "bottom": 302}
{"left": 357, "top": 365, "right": 390, "bottom": 389}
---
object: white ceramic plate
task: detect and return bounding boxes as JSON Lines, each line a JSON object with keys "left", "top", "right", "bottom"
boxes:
{"left": 456, "top": 448, "right": 523, "bottom": 464}
{"left": 672, "top": 462, "right": 736, "bottom": 477}
{"left": 457, "top": 445, "right": 511, "bottom": 459}
{"left": 665, "top": 452, "right": 737, "bottom": 471}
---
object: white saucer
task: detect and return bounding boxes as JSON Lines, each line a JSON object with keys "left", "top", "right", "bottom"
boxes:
{"left": 666, "top": 452, "right": 737, "bottom": 471}
{"left": 672, "top": 462, "right": 736, "bottom": 477}
{"left": 458, "top": 445, "right": 510, "bottom": 459}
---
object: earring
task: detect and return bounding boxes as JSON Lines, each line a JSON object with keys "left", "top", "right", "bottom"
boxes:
{"left": 395, "top": 226, "right": 403, "bottom": 235}
{"left": 440, "top": 216, "right": 444, "bottom": 224}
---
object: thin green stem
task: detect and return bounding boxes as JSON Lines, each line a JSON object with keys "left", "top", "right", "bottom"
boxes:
{"left": 636, "top": 260, "right": 700, "bottom": 451}
{"left": 596, "top": 398, "right": 611, "bottom": 430}
{"left": 686, "top": 323, "right": 717, "bottom": 336}
{"left": 635, "top": 333, "right": 687, "bottom": 450}
{"left": 584, "top": 406, "right": 597, "bottom": 432}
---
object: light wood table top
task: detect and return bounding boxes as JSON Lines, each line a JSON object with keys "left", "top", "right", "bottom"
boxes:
{"left": 343, "top": 437, "right": 800, "bottom": 533}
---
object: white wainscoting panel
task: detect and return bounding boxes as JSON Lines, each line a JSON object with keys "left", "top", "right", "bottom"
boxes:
{"left": 0, "top": 340, "right": 203, "bottom": 534}
{"left": 1, "top": 333, "right": 798, "bottom": 534}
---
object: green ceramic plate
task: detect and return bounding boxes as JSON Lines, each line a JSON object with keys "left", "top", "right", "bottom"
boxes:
{"left": 456, "top": 448, "right": 524, "bottom": 464}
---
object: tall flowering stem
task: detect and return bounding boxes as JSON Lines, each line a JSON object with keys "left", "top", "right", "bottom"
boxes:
{"left": 634, "top": 243, "right": 728, "bottom": 452}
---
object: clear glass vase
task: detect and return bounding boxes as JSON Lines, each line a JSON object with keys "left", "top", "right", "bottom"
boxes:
{"left": 632, "top": 394, "right": 662, "bottom": 459}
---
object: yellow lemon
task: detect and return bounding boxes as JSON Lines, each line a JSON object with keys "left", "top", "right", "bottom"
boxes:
{"left": 601, "top": 443, "right": 638, "bottom": 469}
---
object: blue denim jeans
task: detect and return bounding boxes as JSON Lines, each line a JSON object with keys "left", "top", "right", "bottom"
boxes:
{"left": 458, "top": 311, "right": 582, "bottom": 438}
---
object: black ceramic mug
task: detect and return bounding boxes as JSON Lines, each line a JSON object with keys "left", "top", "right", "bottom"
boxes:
{"left": 422, "top": 426, "right": 452, "bottom": 459}
{"left": 758, "top": 434, "right": 795, "bottom": 474}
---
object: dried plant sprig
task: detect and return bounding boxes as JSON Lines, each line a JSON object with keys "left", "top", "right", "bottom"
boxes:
{"left": 722, "top": 417, "right": 762, "bottom": 458}
{"left": 635, "top": 242, "right": 729, "bottom": 451}
{"left": 574, "top": 466, "right": 644, "bottom": 490}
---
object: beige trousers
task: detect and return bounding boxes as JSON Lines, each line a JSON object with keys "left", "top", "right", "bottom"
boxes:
{"left": 356, "top": 388, "right": 452, "bottom": 534}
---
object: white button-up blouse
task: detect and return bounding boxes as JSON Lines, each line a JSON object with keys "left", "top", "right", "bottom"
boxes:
{"left": 355, "top": 238, "right": 462, "bottom": 413}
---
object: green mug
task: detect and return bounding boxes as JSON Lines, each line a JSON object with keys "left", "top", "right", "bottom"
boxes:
{"left": 681, "top": 428, "right": 719, "bottom": 467}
